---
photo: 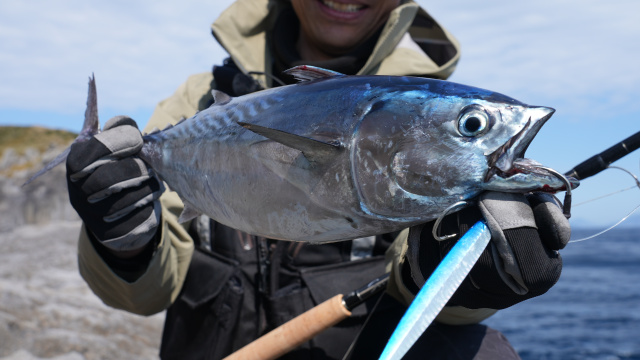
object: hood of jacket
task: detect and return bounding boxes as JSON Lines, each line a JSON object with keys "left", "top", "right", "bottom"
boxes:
{"left": 212, "top": 0, "right": 460, "bottom": 87}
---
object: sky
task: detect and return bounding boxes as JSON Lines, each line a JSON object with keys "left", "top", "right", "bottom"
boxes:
{"left": 1, "top": 0, "right": 639, "bottom": 230}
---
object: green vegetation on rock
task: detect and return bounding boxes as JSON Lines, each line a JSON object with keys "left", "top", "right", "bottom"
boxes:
{"left": 0, "top": 126, "right": 76, "bottom": 155}
{"left": 0, "top": 126, "right": 77, "bottom": 177}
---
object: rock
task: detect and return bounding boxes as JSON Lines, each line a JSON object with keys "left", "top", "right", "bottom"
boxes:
{"left": 0, "top": 127, "right": 79, "bottom": 232}
{"left": 0, "top": 127, "right": 163, "bottom": 359}
{"left": 1, "top": 349, "right": 85, "bottom": 360}
{"left": 0, "top": 222, "right": 164, "bottom": 360}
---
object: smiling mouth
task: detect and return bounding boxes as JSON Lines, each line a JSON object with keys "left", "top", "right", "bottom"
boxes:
{"left": 321, "top": 0, "right": 366, "bottom": 13}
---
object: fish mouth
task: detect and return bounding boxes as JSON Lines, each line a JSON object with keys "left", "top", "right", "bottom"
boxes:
{"left": 484, "top": 107, "right": 579, "bottom": 192}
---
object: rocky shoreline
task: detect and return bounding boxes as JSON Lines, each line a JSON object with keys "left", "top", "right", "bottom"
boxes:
{"left": 0, "top": 127, "right": 78, "bottom": 232}
{"left": 1, "top": 127, "right": 163, "bottom": 359}
{"left": 0, "top": 221, "right": 164, "bottom": 360}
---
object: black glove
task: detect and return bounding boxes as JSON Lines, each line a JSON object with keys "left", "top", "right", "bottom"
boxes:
{"left": 405, "top": 192, "right": 570, "bottom": 310}
{"left": 67, "top": 116, "right": 164, "bottom": 254}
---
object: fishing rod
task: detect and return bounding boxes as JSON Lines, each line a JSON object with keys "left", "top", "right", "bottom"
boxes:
{"left": 381, "top": 130, "right": 640, "bottom": 359}
{"left": 564, "top": 130, "right": 640, "bottom": 243}
{"left": 225, "top": 130, "right": 640, "bottom": 360}
{"left": 223, "top": 223, "right": 493, "bottom": 360}
{"left": 224, "top": 273, "right": 390, "bottom": 360}
{"left": 565, "top": 130, "right": 640, "bottom": 181}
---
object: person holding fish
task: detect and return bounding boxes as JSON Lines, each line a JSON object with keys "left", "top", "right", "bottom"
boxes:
{"left": 65, "top": 0, "right": 571, "bottom": 358}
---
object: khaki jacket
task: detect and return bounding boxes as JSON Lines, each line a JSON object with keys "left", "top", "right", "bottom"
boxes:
{"left": 78, "top": 0, "right": 491, "bottom": 324}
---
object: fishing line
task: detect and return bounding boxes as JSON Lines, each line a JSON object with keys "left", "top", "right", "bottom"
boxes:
{"left": 340, "top": 288, "right": 386, "bottom": 360}
{"left": 573, "top": 185, "right": 638, "bottom": 207}
{"left": 248, "top": 71, "right": 287, "bottom": 87}
{"left": 608, "top": 165, "right": 640, "bottom": 186}
{"left": 569, "top": 162, "right": 640, "bottom": 242}
{"left": 573, "top": 164, "right": 639, "bottom": 206}
{"left": 570, "top": 202, "right": 640, "bottom": 243}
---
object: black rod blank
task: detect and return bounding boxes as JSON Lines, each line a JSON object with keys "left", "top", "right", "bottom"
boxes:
{"left": 565, "top": 131, "right": 640, "bottom": 181}
{"left": 342, "top": 273, "right": 390, "bottom": 311}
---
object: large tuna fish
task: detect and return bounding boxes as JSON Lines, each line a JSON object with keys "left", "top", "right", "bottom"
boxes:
{"left": 28, "top": 66, "right": 577, "bottom": 243}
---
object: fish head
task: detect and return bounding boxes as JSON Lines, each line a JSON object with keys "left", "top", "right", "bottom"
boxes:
{"left": 391, "top": 90, "right": 577, "bottom": 197}
{"left": 352, "top": 78, "right": 578, "bottom": 220}
{"left": 398, "top": 90, "right": 578, "bottom": 193}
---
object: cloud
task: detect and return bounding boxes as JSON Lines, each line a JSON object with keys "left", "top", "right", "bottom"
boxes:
{"left": 426, "top": 0, "right": 640, "bottom": 121}
{"left": 1, "top": 0, "right": 638, "bottom": 227}
{"left": 2, "top": 0, "right": 639, "bottom": 122}
{"left": 0, "top": 0, "right": 235, "bottom": 115}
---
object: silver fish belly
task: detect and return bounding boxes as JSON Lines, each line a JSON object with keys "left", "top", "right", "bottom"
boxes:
{"left": 138, "top": 68, "right": 576, "bottom": 243}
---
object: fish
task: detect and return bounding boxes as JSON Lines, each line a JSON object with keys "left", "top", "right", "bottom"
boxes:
{"left": 26, "top": 65, "right": 578, "bottom": 243}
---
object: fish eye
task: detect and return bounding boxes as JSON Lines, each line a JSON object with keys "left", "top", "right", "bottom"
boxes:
{"left": 457, "top": 107, "right": 490, "bottom": 137}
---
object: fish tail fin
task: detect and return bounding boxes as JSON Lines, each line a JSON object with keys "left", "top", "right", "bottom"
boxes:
{"left": 80, "top": 73, "right": 101, "bottom": 141}
{"left": 23, "top": 74, "right": 101, "bottom": 186}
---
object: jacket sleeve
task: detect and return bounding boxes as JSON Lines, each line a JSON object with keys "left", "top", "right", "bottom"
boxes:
{"left": 76, "top": 72, "right": 214, "bottom": 315}
{"left": 385, "top": 229, "right": 498, "bottom": 325}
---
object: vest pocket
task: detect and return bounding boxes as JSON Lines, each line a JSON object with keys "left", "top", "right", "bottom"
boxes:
{"left": 159, "top": 248, "right": 243, "bottom": 360}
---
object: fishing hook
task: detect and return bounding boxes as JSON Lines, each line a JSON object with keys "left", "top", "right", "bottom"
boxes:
{"left": 433, "top": 166, "right": 573, "bottom": 240}
{"left": 432, "top": 200, "right": 473, "bottom": 241}
{"left": 538, "top": 166, "right": 573, "bottom": 219}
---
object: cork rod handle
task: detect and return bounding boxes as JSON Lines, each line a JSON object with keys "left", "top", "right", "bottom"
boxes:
{"left": 224, "top": 294, "right": 351, "bottom": 360}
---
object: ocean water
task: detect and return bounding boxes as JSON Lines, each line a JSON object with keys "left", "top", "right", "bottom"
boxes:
{"left": 483, "top": 228, "right": 640, "bottom": 360}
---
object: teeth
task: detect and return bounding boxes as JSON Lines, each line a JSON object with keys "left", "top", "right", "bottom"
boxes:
{"left": 322, "top": 0, "right": 364, "bottom": 12}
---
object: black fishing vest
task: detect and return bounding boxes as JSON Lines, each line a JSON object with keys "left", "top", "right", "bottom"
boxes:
{"left": 159, "top": 56, "right": 517, "bottom": 360}
{"left": 159, "top": 59, "right": 395, "bottom": 360}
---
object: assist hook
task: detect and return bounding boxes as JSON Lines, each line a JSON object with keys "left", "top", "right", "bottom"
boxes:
{"left": 538, "top": 166, "right": 573, "bottom": 219}
{"left": 432, "top": 200, "right": 473, "bottom": 241}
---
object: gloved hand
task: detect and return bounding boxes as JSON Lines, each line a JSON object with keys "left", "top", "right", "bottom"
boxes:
{"left": 67, "top": 116, "right": 164, "bottom": 255}
{"left": 405, "top": 191, "right": 570, "bottom": 310}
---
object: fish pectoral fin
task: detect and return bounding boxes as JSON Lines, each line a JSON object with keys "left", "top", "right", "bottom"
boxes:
{"left": 238, "top": 122, "right": 342, "bottom": 165}
{"left": 283, "top": 65, "right": 344, "bottom": 82}
{"left": 177, "top": 203, "right": 203, "bottom": 223}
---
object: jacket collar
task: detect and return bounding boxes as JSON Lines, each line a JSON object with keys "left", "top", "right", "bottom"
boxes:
{"left": 211, "top": 0, "right": 460, "bottom": 86}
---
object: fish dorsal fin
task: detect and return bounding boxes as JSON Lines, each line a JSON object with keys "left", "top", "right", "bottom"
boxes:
{"left": 283, "top": 65, "right": 344, "bottom": 82}
{"left": 211, "top": 90, "right": 232, "bottom": 105}
{"left": 239, "top": 121, "right": 341, "bottom": 164}
{"left": 146, "top": 126, "right": 161, "bottom": 135}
